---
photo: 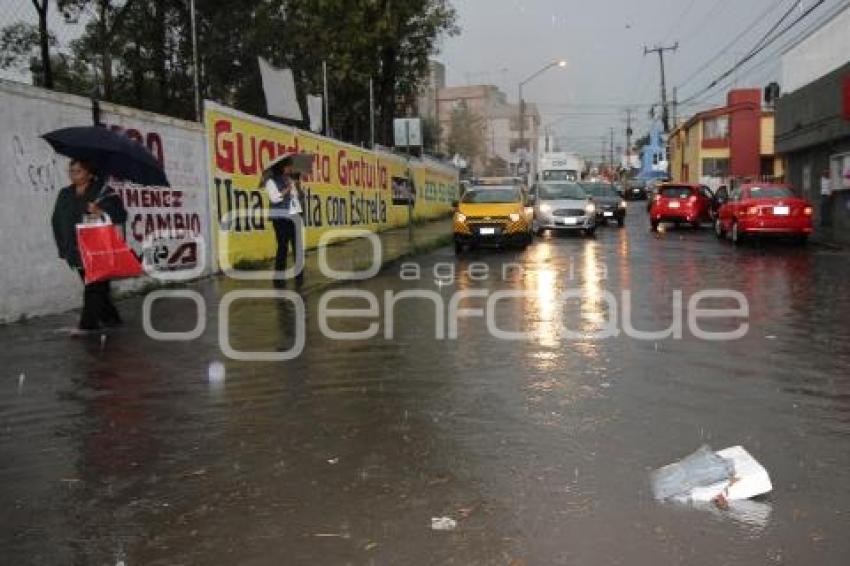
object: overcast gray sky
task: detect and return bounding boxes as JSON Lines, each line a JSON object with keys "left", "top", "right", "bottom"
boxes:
{"left": 438, "top": 0, "right": 847, "bottom": 159}
{"left": 1, "top": 0, "right": 846, "bottom": 159}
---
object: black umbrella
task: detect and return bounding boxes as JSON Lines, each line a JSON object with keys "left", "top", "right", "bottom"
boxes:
{"left": 42, "top": 126, "right": 170, "bottom": 187}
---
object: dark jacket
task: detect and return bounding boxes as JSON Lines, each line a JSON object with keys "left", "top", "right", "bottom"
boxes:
{"left": 51, "top": 180, "right": 128, "bottom": 268}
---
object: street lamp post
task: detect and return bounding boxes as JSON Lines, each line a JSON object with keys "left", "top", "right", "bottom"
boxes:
{"left": 518, "top": 60, "right": 566, "bottom": 175}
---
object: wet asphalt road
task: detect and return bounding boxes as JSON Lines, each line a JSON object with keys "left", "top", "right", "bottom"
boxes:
{"left": 2, "top": 205, "right": 850, "bottom": 565}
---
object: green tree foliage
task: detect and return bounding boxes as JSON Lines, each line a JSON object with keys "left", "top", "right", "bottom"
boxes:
{"left": 0, "top": 22, "right": 52, "bottom": 71}
{"left": 446, "top": 101, "right": 485, "bottom": 171}
{"left": 421, "top": 116, "right": 442, "bottom": 155}
{"left": 1, "top": 0, "right": 55, "bottom": 88}
{"left": 1, "top": 0, "right": 459, "bottom": 148}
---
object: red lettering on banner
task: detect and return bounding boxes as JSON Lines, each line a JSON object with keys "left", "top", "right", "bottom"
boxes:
{"left": 125, "top": 188, "right": 140, "bottom": 207}
{"left": 258, "top": 139, "right": 276, "bottom": 171}
{"left": 132, "top": 213, "right": 144, "bottom": 242}
{"left": 236, "top": 133, "right": 257, "bottom": 176}
{"left": 215, "top": 120, "right": 234, "bottom": 174}
{"left": 338, "top": 150, "right": 348, "bottom": 186}
{"left": 321, "top": 155, "right": 331, "bottom": 183}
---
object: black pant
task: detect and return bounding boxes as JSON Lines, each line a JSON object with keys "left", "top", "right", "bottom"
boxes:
{"left": 77, "top": 270, "right": 121, "bottom": 329}
{"left": 272, "top": 217, "right": 304, "bottom": 284}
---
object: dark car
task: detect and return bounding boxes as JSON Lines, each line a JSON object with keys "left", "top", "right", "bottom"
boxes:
{"left": 580, "top": 182, "right": 627, "bottom": 227}
{"left": 624, "top": 179, "right": 648, "bottom": 200}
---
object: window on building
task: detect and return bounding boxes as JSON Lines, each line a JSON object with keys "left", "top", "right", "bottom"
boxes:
{"left": 702, "top": 158, "right": 730, "bottom": 177}
{"left": 703, "top": 116, "right": 729, "bottom": 140}
{"left": 509, "top": 117, "right": 533, "bottom": 131}
{"left": 510, "top": 140, "right": 530, "bottom": 153}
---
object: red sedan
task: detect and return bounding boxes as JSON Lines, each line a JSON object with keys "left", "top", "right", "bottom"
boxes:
{"left": 650, "top": 183, "right": 715, "bottom": 231}
{"left": 714, "top": 183, "right": 812, "bottom": 244}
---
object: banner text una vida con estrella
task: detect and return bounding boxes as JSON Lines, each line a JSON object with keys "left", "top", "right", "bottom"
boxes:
{"left": 214, "top": 177, "right": 388, "bottom": 232}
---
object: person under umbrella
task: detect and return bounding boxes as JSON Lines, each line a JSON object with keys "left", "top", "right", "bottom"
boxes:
{"left": 263, "top": 153, "right": 311, "bottom": 288}
{"left": 51, "top": 159, "right": 128, "bottom": 333}
{"left": 43, "top": 125, "right": 167, "bottom": 333}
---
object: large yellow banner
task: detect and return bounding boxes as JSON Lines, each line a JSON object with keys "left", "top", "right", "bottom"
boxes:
{"left": 204, "top": 101, "right": 458, "bottom": 268}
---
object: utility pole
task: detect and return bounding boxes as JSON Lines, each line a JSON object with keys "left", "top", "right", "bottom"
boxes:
{"left": 322, "top": 61, "right": 330, "bottom": 137}
{"left": 369, "top": 77, "right": 375, "bottom": 148}
{"left": 671, "top": 87, "right": 678, "bottom": 130}
{"left": 190, "top": 0, "right": 201, "bottom": 122}
{"left": 609, "top": 127, "right": 615, "bottom": 177}
{"left": 625, "top": 108, "right": 633, "bottom": 172}
{"left": 601, "top": 138, "right": 607, "bottom": 172}
{"left": 518, "top": 85, "right": 526, "bottom": 167}
{"left": 644, "top": 43, "right": 678, "bottom": 133}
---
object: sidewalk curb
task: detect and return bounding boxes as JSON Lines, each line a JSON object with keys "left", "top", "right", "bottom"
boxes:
{"left": 117, "top": 219, "right": 454, "bottom": 301}
{"left": 286, "top": 226, "right": 454, "bottom": 298}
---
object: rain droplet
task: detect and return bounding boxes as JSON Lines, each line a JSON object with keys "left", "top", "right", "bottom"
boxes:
{"left": 208, "top": 361, "right": 226, "bottom": 386}
{"left": 17, "top": 373, "right": 25, "bottom": 393}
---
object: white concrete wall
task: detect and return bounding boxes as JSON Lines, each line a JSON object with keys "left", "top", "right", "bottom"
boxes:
{"left": 0, "top": 80, "right": 211, "bottom": 323}
{"left": 98, "top": 101, "right": 211, "bottom": 291}
{"left": 0, "top": 81, "right": 92, "bottom": 322}
{"left": 782, "top": 4, "right": 850, "bottom": 94}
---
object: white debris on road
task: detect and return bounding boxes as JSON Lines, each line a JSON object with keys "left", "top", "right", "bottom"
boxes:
{"left": 431, "top": 517, "right": 458, "bottom": 531}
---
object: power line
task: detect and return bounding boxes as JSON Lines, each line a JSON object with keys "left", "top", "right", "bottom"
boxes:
{"left": 676, "top": 0, "right": 797, "bottom": 91}
{"left": 680, "top": 0, "right": 827, "bottom": 105}
{"left": 678, "top": 0, "right": 848, "bottom": 120}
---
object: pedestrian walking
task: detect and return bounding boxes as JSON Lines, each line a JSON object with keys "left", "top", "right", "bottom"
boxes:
{"left": 265, "top": 159, "right": 305, "bottom": 287}
{"left": 51, "top": 160, "right": 128, "bottom": 333}
{"left": 820, "top": 169, "right": 833, "bottom": 227}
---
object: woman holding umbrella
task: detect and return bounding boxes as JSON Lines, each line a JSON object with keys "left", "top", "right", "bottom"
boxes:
{"left": 42, "top": 125, "right": 169, "bottom": 333}
{"left": 51, "top": 159, "right": 128, "bottom": 332}
{"left": 264, "top": 153, "right": 310, "bottom": 288}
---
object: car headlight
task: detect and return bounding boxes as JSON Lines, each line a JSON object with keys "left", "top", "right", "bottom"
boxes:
{"left": 540, "top": 203, "right": 552, "bottom": 213}
{"left": 455, "top": 212, "right": 467, "bottom": 223}
{"left": 619, "top": 200, "right": 627, "bottom": 209}
{"left": 509, "top": 212, "right": 521, "bottom": 222}
{"left": 585, "top": 202, "right": 596, "bottom": 214}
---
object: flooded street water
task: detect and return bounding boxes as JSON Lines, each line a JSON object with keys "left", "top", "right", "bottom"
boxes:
{"left": 2, "top": 207, "right": 850, "bottom": 565}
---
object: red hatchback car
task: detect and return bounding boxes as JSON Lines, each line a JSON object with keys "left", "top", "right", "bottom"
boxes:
{"left": 650, "top": 183, "right": 715, "bottom": 231}
{"left": 714, "top": 183, "right": 812, "bottom": 244}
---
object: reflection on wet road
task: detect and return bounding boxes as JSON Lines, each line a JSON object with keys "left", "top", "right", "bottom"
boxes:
{"left": 2, "top": 207, "right": 850, "bottom": 564}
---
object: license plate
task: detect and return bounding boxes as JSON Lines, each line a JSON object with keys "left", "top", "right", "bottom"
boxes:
{"left": 668, "top": 201, "right": 680, "bottom": 208}
{"left": 603, "top": 211, "right": 614, "bottom": 217}
{"left": 479, "top": 227, "right": 496, "bottom": 235}
{"left": 560, "top": 217, "right": 578, "bottom": 225}
{"left": 633, "top": 189, "right": 640, "bottom": 193}
{"left": 773, "top": 206, "right": 790, "bottom": 216}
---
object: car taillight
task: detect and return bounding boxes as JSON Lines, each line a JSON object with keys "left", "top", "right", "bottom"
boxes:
{"left": 804, "top": 206, "right": 812, "bottom": 216}
{"left": 744, "top": 206, "right": 759, "bottom": 216}
{"left": 688, "top": 195, "right": 697, "bottom": 204}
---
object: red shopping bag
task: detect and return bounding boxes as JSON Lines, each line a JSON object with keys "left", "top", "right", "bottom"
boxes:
{"left": 76, "top": 223, "right": 143, "bottom": 284}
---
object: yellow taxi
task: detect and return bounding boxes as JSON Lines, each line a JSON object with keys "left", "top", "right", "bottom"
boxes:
{"left": 452, "top": 183, "right": 533, "bottom": 254}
